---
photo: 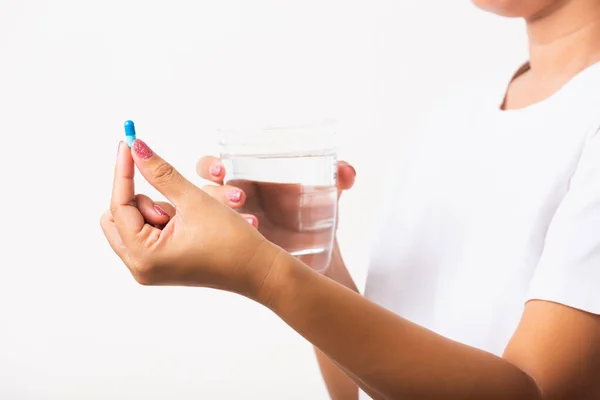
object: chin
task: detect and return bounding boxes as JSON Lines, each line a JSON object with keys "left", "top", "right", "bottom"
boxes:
{"left": 471, "top": 0, "right": 553, "bottom": 18}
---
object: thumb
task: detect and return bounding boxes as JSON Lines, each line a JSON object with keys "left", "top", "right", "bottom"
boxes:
{"left": 337, "top": 161, "right": 356, "bottom": 199}
{"left": 131, "top": 139, "right": 198, "bottom": 207}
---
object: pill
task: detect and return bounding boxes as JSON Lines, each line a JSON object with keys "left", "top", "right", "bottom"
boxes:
{"left": 124, "top": 120, "right": 136, "bottom": 148}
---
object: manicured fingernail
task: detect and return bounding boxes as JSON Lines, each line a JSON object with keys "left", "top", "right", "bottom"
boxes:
{"left": 245, "top": 217, "right": 257, "bottom": 227}
{"left": 226, "top": 189, "right": 242, "bottom": 203}
{"left": 132, "top": 139, "right": 154, "bottom": 160}
{"left": 154, "top": 204, "right": 169, "bottom": 217}
{"left": 209, "top": 163, "right": 222, "bottom": 177}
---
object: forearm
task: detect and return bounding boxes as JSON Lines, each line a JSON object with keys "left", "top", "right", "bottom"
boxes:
{"left": 316, "top": 241, "right": 359, "bottom": 400}
{"left": 263, "top": 253, "right": 543, "bottom": 400}
{"left": 315, "top": 349, "right": 359, "bottom": 400}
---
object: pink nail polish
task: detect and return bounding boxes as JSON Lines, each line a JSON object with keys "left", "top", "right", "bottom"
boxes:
{"left": 154, "top": 204, "right": 169, "bottom": 217}
{"left": 245, "top": 217, "right": 256, "bottom": 227}
{"left": 226, "top": 189, "right": 242, "bottom": 203}
{"left": 209, "top": 163, "right": 222, "bottom": 177}
{"left": 132, "top": 139, "right": 154, "bottom": 160}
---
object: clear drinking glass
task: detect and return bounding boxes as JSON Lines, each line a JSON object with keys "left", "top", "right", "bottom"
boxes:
{"left": 218, "top": 120, "right": 338, "bottom": 272}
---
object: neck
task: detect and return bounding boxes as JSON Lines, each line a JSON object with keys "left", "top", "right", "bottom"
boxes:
{"left": 525, "top": 0, "right": 600, "bottom": 79}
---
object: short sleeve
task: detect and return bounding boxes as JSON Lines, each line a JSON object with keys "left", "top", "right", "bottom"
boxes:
{"left": 528, "top": 130, "right": 600, "bottom": 315}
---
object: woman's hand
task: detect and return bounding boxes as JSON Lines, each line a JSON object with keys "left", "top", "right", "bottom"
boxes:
{"left": 195, "top": 155, "right": 356, "bottom": 270}
{"left": 100, "top": 140, "right": 281, "bottom": 300}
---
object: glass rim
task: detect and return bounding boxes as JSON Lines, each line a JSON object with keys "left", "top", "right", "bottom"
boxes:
{"left": 217, "top": 118, "right": 337, "bottom": 145}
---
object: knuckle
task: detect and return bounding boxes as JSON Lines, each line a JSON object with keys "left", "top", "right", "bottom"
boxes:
{"left": 153, "top": 162, "right": 177, "bottom": 184}
{"left": 109, "top": 202, "right": 118, "bottom": 215}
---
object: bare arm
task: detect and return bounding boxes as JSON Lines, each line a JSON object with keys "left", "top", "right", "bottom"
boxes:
{"left": 316, "top": 241, "right": 359, "bottom": 400}
{"left": 257, "top": 250, "right": 600, "bottom": 400}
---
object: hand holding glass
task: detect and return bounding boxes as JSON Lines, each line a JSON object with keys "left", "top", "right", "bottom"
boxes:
{"left": 218, "top": 121, "right": 338, "bottom": 272}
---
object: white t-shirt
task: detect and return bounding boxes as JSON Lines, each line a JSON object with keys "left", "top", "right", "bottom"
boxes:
{"left": 360, "top": 62, "right": 600, "bottom": 400}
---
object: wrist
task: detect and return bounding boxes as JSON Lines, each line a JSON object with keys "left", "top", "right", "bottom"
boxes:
{"left": 242, "top": 240, "right": 296, "bottom": 307}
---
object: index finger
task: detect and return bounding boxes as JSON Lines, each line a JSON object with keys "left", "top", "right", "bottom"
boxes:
{"left": 110, "top": 141, "right": 145, "bottom": 243}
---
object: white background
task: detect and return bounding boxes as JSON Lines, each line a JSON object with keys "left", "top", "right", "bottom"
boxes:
{"left": 0, "top": 1, "right": 526, "bottom": 399}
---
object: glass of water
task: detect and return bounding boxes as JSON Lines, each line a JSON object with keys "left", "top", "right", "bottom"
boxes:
{"left": 218, "top": 120, "right": 338, "bottom": 272}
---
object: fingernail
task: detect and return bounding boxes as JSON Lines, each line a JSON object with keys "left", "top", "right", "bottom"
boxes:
{"left": 132, "top": 139, "right": 154, "bottom": 160}
{"left": 154, "top": 204, "right": 169, "bottom": 217}
{"left": 226, "top": 189, "right": 242, "bottom": 203}
{"left": 245, "top": 217, "right": 257, "bottom": 227}
{"left": 209, "top": 163, "right": 222, "bottom": 177}
{"left": 117, "top": 141, "right": 122, "bottom": 156}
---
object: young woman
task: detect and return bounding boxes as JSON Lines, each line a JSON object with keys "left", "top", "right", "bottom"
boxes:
{"left": 101, "top": 0, "right": 600, "bottom": 398}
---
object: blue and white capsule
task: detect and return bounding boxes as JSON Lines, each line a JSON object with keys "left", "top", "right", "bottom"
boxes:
{"left": 124, "top": 120, "right": 136, "bottom": 147}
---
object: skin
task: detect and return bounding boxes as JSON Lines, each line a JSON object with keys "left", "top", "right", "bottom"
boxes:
{"left": 101, "top": 1, "right": 600, "bottom": 398}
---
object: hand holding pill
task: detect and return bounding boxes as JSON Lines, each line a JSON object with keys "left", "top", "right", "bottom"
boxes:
{"left": 100, "top": 128, "right": 279, "bottom": 300}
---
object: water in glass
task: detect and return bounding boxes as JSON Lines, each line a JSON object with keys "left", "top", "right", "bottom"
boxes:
{"left": 221, "top": 150, "right": 337, "bottom": 272}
